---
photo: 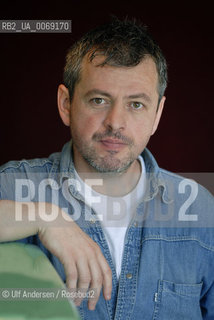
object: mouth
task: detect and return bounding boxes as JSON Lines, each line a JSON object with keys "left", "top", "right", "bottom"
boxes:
{"left": 99, "top": 139, "right": 128, "bottom": 150}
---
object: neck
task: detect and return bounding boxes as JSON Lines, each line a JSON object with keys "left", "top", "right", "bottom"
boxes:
{"left": 75, "top": 158, "right": 141, "bottom": 197}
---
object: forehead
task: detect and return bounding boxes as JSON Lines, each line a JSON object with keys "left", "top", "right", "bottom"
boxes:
{"left": 77, "top": 54, "right": 159, "bottom": 99}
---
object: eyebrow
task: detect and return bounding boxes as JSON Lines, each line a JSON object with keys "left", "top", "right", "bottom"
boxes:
{"left": 84, "top": 89, "right": 152, "bottom": 103}
{"left": 84, "top": 89, "right": 112, "bottom": 99}
{"left": 126, "top": 93, "right": 152, "bottom": 103}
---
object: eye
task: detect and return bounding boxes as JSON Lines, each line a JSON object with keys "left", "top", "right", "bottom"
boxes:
{"left": 91, "top": 98, "right": 105, "bottom": 105}
{"left": 130, "top": 101, "right": 144, "bottom": 110}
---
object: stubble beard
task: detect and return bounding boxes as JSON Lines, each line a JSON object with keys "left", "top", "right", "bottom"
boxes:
{"left": 71, "top": 130, "right": 137, "bottom": 174}
{"left": 79, "top": 145, "right": 135, "bottom": 173}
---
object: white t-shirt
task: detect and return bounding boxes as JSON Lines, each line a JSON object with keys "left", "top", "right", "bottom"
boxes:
{"left": 74, "top": 155, "right": 146, "bottom": 279}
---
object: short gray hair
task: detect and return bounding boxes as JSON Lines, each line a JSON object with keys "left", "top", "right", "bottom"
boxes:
{"left": 63, "top": 17, "right": 167, "bottom": 102}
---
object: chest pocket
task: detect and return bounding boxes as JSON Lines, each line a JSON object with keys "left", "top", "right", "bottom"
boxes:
{"left": 152, "top": 280, "right": 203, "bottom": 320}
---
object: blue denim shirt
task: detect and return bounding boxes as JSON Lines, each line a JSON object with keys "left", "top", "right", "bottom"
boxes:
{"left": 0, "top": 141, "right": 214, "bottom": 320}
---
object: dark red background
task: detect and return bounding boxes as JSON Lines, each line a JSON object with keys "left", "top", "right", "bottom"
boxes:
{"left": 0, "top": 1, "right": 213, "bottom": 173}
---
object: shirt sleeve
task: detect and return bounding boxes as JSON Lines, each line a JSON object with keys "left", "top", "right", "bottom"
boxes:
{"left": 0, "top": 167, "right": 36, "bottom": 245}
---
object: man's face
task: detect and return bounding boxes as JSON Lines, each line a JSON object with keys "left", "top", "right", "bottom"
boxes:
{"left": 68, "top": 55, "right": 165, "bottom": 173}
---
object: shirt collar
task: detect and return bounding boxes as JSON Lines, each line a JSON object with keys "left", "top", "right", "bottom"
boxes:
{"left": 142, "top": 148, "right": 171, "bottom": 203}
{"left": 50, "top": 140, "right": 171, "bottom": 203}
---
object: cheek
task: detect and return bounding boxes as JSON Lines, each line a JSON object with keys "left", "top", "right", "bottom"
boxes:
{"left": 71, "top": 111, "right": 102, "bottom": 139}
{"left": 131, "top": 120, "right": 154, "bottom": 145}
{"left": 131, "top": 117, "right": 152, "bottom": 134}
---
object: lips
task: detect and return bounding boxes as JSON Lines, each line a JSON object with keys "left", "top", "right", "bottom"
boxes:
{"left": 100, "top": 139, "right": 127, "bottom": 150}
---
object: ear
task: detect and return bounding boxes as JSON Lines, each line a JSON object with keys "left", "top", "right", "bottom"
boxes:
{"left": 57, "top": 84, "right": 71, "bottom": 127}
{"left": 151, "top": 96, "right": 166, "bottom": 135}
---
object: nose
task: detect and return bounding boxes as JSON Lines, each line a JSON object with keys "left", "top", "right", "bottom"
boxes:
{"left": 103, "top": 103, "right": 126, "bottom": 131}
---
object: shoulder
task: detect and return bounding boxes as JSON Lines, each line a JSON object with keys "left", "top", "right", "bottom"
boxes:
{"left": 0, "top": 152, "right": 61, "bottom": 174}
{"left": 159, "top": 167, "right": 213, "bottom": 203}
{"left": 0, "top": 152, "right": 61, "bottom": 200}
{"left": 159, "top": 168, "right": 214, "bottom": 250}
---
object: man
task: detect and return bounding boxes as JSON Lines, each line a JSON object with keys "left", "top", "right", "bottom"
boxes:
{"left": 0, "top": 17, "right": 214, "bottom": 319}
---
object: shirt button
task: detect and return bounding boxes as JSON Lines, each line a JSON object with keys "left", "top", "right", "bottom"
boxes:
{"left": 126, "top": 273, "right": 133, "bottom": 279}
{"left": 133, "top": 221, "right": 138, "bottom": 227}
{"left": 90, "top": 219, "right": 95, "bottom": 224}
